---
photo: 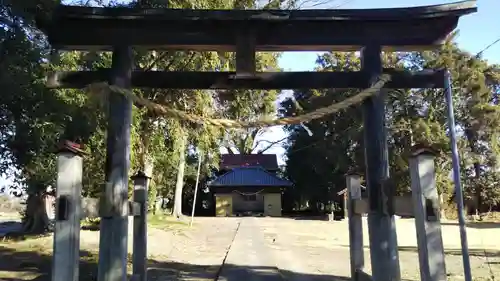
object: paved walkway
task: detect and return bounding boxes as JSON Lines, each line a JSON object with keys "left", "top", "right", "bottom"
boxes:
{"left": 214, "top": 218, "right": 356, "bottom": 281}
{"left": 217, "top": 218, "right": 283, "bottom": 281}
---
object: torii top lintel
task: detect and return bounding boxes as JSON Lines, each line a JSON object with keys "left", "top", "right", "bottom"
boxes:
{"left": 38, "top": 0, "right": 476, "bottom": 52}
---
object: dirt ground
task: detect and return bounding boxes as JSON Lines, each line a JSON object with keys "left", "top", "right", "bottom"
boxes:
{"left": 258, "top": 217, "right": 500, "bottom": 281}
{"left": 0, "top": 216, "right": 239, "bottom": 281}
{"left": 0, "top": 215, "right": 498, "bottom": 281}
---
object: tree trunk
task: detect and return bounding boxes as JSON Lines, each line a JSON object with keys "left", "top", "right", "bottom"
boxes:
{"left": 143, "top": 155, "right": 156, "bottom": 213}
{"left": 22, "top": 191, "right": 54, "bottom": 234}
{"left": 439, "top": 193, "right": 446, "bottom": 220}
{"left": 140, "top": 140, "right": 155, "bottom": 212}
{"left": 465, "top": 128, "right": 482, "bottom": 220}
{"left": 472, "top": 162, "right": 482, "bottom": 220}
{"left": 172, "top": 132, "right": 188, "bottom": 219}
{"left": 138, "top": 118, "right": 157, "bottom": 213}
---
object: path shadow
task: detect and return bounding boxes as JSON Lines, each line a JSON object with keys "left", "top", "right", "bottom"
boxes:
{"left": 281, "top": 216, "right": 345, "bottom": 221}
{"left": 209, "top": 264, "right": 351, "bottom": 281}
{"left": 335, "top": 244, "right": 500, "bottom": 258}
{"left": 0, "top": 245, "right": 99, "bottom": 281}
{"left": 441, "top": 221, "right": 500, "bottom": 229}
{"left": 0, "top": 245, "right": 356, "bottom": 281}
{"left": 0, "top": 221, "right": 23, "bottom": 236}
{"left": 289, "top": 216, "right": 329, "bottom": 221}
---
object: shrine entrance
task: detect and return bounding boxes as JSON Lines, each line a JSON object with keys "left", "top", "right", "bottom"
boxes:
{"left": 37, "top": 1, "right": 476, "bottom": 281}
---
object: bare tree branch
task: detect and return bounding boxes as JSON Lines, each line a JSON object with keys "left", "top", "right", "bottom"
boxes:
{"left": 226, "top": 146, "right": 236, "bottom": 154}
{"left": 253, "top": 135, "right": 289, "bottom": 154}
{"left": 297, "top": 0, "right": 355, "bottom": 9}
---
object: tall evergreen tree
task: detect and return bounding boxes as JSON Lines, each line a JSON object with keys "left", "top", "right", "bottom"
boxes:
{"left": 282, "top": 38, "right": 500, "bottom": 216}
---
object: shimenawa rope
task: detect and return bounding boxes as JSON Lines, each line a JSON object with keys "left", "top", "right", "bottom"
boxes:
{"left": 86, "top": 74, "right": 391, "bottom": 129}
{"left": 233, "top": 189, "right": 265, "bottom": 196}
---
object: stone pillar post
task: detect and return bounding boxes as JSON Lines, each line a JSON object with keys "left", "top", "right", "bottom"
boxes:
{"left": 346, "top": 173, "right": 365, "bottom": 281}
{"left": 409, "top": 146, "right": 447, "bottom": 281}
{"left": 131, "top": 171, "right": 150, "bottom": 281}
{"left": 52, "top": 140, "right": 85, "bottom": 281}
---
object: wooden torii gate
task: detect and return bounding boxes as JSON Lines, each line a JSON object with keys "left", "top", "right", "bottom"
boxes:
{"left": 36, "top": 1, "right": 476, "bottom": 281}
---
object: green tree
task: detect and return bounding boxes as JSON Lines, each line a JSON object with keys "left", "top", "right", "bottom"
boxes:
{"left": 280, "top": 52, "right": 364, "bottom": 211}
{"left": 419, "top": 38, "right": 500, "bottom": 215}
{"left": 282, "top": 38, "right": 500, "bottom": 216}
{"left": 0, "top": 1, "right": 111, "bottom": 231}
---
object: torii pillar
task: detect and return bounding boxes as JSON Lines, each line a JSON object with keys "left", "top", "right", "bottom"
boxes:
{"left": 362, "top": 45, "right": 401, "bottom": 281}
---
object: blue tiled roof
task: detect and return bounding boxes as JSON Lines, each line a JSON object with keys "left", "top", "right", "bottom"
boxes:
{"left": 208, "top": 167, "right": 292, "bottom": 187}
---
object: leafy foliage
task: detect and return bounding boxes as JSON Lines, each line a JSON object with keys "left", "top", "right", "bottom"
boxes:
{"left": 0, "top": 0, "right": 291, "bottom": 223}
{"left": 282, "top": 38, "right": 500, "bottom": 216}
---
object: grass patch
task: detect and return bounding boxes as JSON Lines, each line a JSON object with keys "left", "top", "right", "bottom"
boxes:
{"left": 1, "top": 232, "right": 52, "bottom": 243}
{"left": 0, "top": 238, "right": 218, "bottom": 281}
{"left": 147, "top": 214, "right": 191, "bottom": 231}
{"left": 81, "top": 217, "right": 101, "bottom": 231}
{"left": 0, "top": 239, "right": 103, "bottom": 281}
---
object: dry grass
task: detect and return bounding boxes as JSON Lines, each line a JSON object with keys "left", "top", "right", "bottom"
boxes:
{"left": 0, "top": 235, "right": 217, "bottom": 281}
{"left": 0, "top": 196, "right": 24, "bottom": 214}
{"left": 78, "top": 214, "right": 191, "bottom": 232}
{"left": 0, "top": 217, "right": 228, "bottom": 281}
{"left": 147, "top": 214, "right": 191, "bottom": 231}
{"left": 0, "top": 239, "right": 102, "bottom": 281}
{"left": 443, "top": 208, "right": 500, "bottom": 223}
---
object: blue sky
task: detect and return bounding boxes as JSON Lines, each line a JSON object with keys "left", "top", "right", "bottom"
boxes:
{"left": 1, "top": 0, "right": 498, "bottom": 187}
{"left": 255, "top": 0, "right": 500, "bottom": 164}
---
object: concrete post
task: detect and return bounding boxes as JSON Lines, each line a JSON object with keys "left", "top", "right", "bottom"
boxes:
{"left": 361, "top": 45, "right": 401, "bottom": 281}
{"left": 409, "top": 147, "right": 447, "bottom": 281}
{"left": 131, "top": 171, "right": 150, "bottom": 281}
{"left": 346, "top": 173, "right": 365, "bottom": 281}
{"left": 52, "top": 141, "right": 85, "bottom": 281}
{"left": 98, "top": 46, "right": 134, "bottom": 281}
